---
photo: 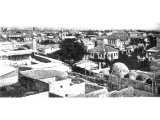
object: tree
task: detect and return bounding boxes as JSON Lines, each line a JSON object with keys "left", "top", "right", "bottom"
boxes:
{"left": 59, "top": 38, "right": 86, "bottom": 64}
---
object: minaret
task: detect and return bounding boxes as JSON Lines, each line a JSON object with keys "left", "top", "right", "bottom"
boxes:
{"left": 33, "top": 38, "right": 37, "bottom": 52}
{"left": 32, "top": 30, "right": 37, "bottom": 53}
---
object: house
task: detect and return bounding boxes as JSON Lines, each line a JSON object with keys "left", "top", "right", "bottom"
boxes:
{"left": 74, "top": 60, "right": 98, "bottom": 71}
{"left": 88, "top": 44, "right": 119, "bottom": 69}
{"left": 0, "top": 49, "right": 33, "bottom": 66}
{"left": 81, "top": 38, "right": 95, "bottom": 51}
{"left": 73, "top": 60, "right": 98, "bottom": 75}
{"left": 129, "top": 31, "right": 147, "bottom": 45}
{"left": 95, "top": 36, "right": 108, "bottom": 46}
{"left": 125, "top": 45, "right": 137, "bottom": 56}
{"left": 23, "top": 34, "right": 33, "bottom": 41}
{"left": 146, "top": 37, "right": 160, "bottom": 61}
{"left": 0, "top": 41, "right": 24, "bottom": 50}
{"left": 129, "top": 31, "right": 146, "bottom": 38}
{"left": 8, "top": 33, "right": 22, "bottom": 41}
{"left": 0, "top": 63, "right": 18, "bottom": 87}
{"left": 88, "top": 44, "right": 119, "bottom": 61}
{"left": 106, "top": 32, "right": 129, "bottom": 50}
{"left": 37, "top": 44, "right": 60, "bottom": 55}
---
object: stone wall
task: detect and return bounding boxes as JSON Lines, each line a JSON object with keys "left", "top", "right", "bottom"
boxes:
{"left": 69, "top": 71, "right": 153, "bottom": 93}
{"left": 134, "top": 89, "right": 154, "bottom": 97}
{"left": 19, "top": 75, "right": 49, "bottom": 92}
{"left": 106, "top": 86, "right": 134, "bottom": 97}
{"left": 70, "top": 88, "right": 108, "bottom": 98}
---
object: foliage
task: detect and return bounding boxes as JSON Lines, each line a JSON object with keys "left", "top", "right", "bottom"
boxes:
{"left": 57, "top": 38, "right": 86, "bottom": 64}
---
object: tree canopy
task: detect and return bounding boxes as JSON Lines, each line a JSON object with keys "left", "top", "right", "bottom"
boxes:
{"left": 59, "top": 38, "right": 86, "bottom": 64}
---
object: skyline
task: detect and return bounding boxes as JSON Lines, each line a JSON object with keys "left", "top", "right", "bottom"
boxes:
{"left": 0, "top": 0, "right": 160, "bottom": 30}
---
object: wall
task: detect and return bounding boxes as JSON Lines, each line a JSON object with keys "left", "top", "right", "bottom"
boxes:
{"left": 134, "top": 89, "right": 154, "bottom": 97}
{"left": 106, "top": 86, "right": 134, "bottom": 97}
{"left": 70, "top": 88, "right": 108, "bottom": 98}
{"left": 49, "top": 79, "right": 86, "bottom": 97}
{"left": 32, "top": 53, "right": 51, "bottom": 63}
{"left": 49, "top": 79, "right": 85, "bottom": 97}
{"left": 69, "top": 71, "right": 153, "bottom": 93}
{"left": 107, "top": 75, "right": 152, "bottom": 92}
{"left": 19, "top": 75, "right": 49, "bottom": 92}
{"left": 107, "top": 51, "right": 119, "bottom": 60}
{"left": 68, "top": 72, "right": 108, "bottom": 86}
{"left": 0, "top": 76, "right": 18, "bottom": 88}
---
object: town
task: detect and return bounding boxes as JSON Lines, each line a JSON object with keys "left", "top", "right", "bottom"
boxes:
{"left": 0, "top": 27, "right": 160, "bottom": 97}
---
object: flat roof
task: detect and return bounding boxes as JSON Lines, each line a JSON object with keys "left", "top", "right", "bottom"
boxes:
{"left": 20, "top": 69, "right": 67, "bottom": 80}
{"left": 0, "top": 64, "right": 17, "bottom": 76}
{"left": 0, "top": 49, "right": 33, "bottom": 56}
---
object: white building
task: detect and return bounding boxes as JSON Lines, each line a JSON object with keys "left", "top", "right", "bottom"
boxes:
{"left": 88, "top": 44, "right": 119, "bottom": 61}
{"left": 49, "top": 78, "right": 108, "bottom": 98}
{"left": 0, "top": 49, "right": 33, "bottom": 66}
{"left": 0, "top": 64, "right": 18, "bottom": 87}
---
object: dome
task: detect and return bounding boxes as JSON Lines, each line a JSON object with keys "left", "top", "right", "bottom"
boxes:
{"left": 112, "top": 62, "right": 129, "bottom": 78}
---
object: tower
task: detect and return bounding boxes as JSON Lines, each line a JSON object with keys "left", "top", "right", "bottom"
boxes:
{"left": 33, "top": 38, "right": 37, "bottom": 52}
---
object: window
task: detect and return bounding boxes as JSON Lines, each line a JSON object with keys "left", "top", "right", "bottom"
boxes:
{"left": 114, "top": 53, "right": 115, "bottom": 56}
{"left": 102, "top": 54, "right": 104, "bottom": 58}
{"left": 108, "top": 53, "right": 110, "bottom": 57}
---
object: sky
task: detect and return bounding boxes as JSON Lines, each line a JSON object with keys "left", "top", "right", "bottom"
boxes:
{"left": 0, "top": 0, "right": 160, "bottom": 30}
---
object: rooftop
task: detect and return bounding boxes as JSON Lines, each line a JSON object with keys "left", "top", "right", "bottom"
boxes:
{"left": 88, "top": 44, "right": 118, "bottom": 53}
{"left": 20, "top": 69, "right": 67, "bottom": 80}
{"left": 146, "top": 47, "right": 160, "bottom": 52}
{"left": 74, "top": 60, "right": 97, "bottom": 66}
{"left": 38, "top": 44, "right": 60, "bottom": 50}
{"left": 106, "top": 32, "right": 129, "bottom": 41}
{"left": 0, "top": 63, "right": 17, "bottom": 76}
{"left": 0, "top": 49, "right": 33, "bottom": 56}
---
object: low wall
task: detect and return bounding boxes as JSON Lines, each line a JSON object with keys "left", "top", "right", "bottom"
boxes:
{"left": 68, "top": 72, "right": 108, "bottom": 85}
{"left": 32, "top": 53, "right": 51, "bottom": 63}
{"left": 107, "top": 75, "right": 152, "bottom": 92}
{"left": 19, "top": 75, "right": 49, "bottom": 92}
{"left": 106, "top": 86, "right": 134, "bottom": 97}
{"left": 69, "top": 72, "right": 153, "bottom": 93}
{"left": 70, "top": 88, "right": 108, "bottom": 98}
{"left": 134, "top": 89, "right": 154, "bottom": 97}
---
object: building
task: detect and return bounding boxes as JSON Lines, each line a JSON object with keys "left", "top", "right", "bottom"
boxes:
{"left": 23, "top": 34, "right": 33, "bottom": 41}
{"left": 8, "top": 33, "right": 22, "bottom": 41}
{"left": 0, "top": 49, "right": 33, "bottom": 66}
{"left": 81, "top": 38, "right": 95, "bottom": 51}
{"left": 74, "top": 60, "right": 98, "bottom": 71}
{"left": 49, "top": 78, "right": 108, "bottom": 98}
{"left": 88, "top": 45, "right": 119, "bottom": 68}
{"left": 129, "top": 31, "right": 146, "bottom": 38}
{"left": 19, "top": 69, "right": 67, "bottom": 92}
{"left": 146, "top": 37, "right": 160, "bottom": 61}
{"left": 26, "top": 62, "right": 72, "bottom": 73}
{"left": 106, "top": 32, "right": 129, "bottom": 50}
{"left": 37, "top": 44, "right": 60, "bottom": 55}
{"left": 125, "top": 45, "right": 137, "bottom": 56}
{"left": 0, "top": 41, "right": 24, "bottom": 50}
{"left": 0, "top": 64, "right": 18, "bottom": 87}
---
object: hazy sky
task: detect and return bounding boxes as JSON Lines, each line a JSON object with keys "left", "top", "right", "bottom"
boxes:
{"left": 0, "top": 0, "right": 160, "bottom": 30}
